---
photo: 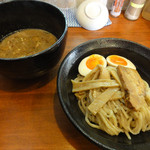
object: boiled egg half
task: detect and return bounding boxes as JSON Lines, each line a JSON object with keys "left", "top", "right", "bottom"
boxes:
{"left": 78, "top": 54, "right": 107, "bottom": 76}
{"left": 106, "top": 55, "right": 136, "bottom": 69}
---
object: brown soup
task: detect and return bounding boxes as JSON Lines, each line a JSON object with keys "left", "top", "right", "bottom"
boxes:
{"left": 0, "top": 29, "right": 57, "bottom": 58}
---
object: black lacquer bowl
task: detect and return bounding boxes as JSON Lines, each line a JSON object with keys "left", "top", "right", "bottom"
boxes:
{"left": 0, "top": 0, "right": 67, "bottom": 79}
{"left": 57, "top": 38, "right": 150, "bottom": 150}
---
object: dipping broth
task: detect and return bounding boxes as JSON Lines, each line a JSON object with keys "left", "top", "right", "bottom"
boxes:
{"left": 0, "top": 29, "right": 57, "bottom": 58}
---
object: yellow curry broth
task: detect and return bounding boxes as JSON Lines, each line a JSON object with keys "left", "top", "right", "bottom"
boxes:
{"left": 0, "top": 29, "right": 57, "bottom": 58}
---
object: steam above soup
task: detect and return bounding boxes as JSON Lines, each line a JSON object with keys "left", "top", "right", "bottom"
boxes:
{"left": 0, "top": 29, "right": 57, "bottom": 58}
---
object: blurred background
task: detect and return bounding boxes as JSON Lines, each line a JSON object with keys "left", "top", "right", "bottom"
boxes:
{"left": 41, "top": 0, "right": 130, "bottom": 9}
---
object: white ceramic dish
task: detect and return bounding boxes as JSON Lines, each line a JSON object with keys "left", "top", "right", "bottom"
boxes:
{"left": 76, "top": 0, "right": 109, "bottom": 31}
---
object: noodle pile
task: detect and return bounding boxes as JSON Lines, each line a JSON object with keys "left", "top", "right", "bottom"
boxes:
{"left": 71, "top": 65, "right": 150, "bottom": 139}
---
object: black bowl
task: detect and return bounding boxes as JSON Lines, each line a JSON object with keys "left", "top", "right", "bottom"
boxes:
{"left": 57, "top": 38, "right": 150, "bottom": 150}
{"left": 0, "top": 0, "right": 67, "bottom": 79}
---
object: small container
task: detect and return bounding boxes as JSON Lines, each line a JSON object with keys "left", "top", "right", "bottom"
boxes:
{"left": 110, "top": 0, "right": 125, "bottom": 17}
{"left": 142, "top": 0, "right": 150, "bottom": 21}
{"left": 124, "top": 0, "right": 146, "bottom": 20}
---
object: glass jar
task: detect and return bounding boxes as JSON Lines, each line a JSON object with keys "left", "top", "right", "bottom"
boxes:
{"left": 124, "top": 0, "right": 146, "bottom": 20}
{"left": 142, "top": 0, "right": 150, "bottom": 21}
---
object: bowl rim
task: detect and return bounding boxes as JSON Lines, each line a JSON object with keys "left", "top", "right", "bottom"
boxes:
{"left": 58, "top": 38, "right": 150, "bottom": 66}
{"left": 0, "top": 0, "right": 68, "bottom": 60}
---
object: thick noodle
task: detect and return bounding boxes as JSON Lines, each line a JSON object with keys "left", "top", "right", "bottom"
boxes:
{"left": 71, "top": 65, "right": 150, "bottom": 139}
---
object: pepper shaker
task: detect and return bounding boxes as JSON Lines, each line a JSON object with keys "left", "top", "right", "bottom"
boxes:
{"left": 124, "top": 0, "right": 146, "bottom": 20}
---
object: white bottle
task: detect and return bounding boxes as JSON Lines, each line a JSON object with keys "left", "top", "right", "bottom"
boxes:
{"left": 110, "top": 0, "right": 125, "bottom": 17}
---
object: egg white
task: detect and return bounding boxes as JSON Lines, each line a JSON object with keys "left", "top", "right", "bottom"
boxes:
{"left": 78, "top": 54, "right": 107, "bottom": 76}
{"left": 106, "top": 55, "right": 136, "bottom": 70}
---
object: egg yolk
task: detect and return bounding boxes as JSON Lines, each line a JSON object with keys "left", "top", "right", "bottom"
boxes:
{"left": 109, "top": 55, "right": 127, "bottom": 66}
{"left": 86, "top": 55, "right": 104, "bottom": 70}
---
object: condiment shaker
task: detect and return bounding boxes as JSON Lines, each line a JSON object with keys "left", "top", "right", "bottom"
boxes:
{"left": 124, "top": 0, "right": 146, "bottom": 20}
{"left": 110, "top": 0, "right": 125, "bottom": 17}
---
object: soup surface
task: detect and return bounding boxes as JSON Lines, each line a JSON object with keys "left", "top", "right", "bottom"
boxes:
{"left": 0, "top": 29, "right": 57, "bottom": 58}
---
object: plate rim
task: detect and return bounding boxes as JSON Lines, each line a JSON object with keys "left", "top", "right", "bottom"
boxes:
{"left": 57, "top": 38, "right": 150, "bottom": 150}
